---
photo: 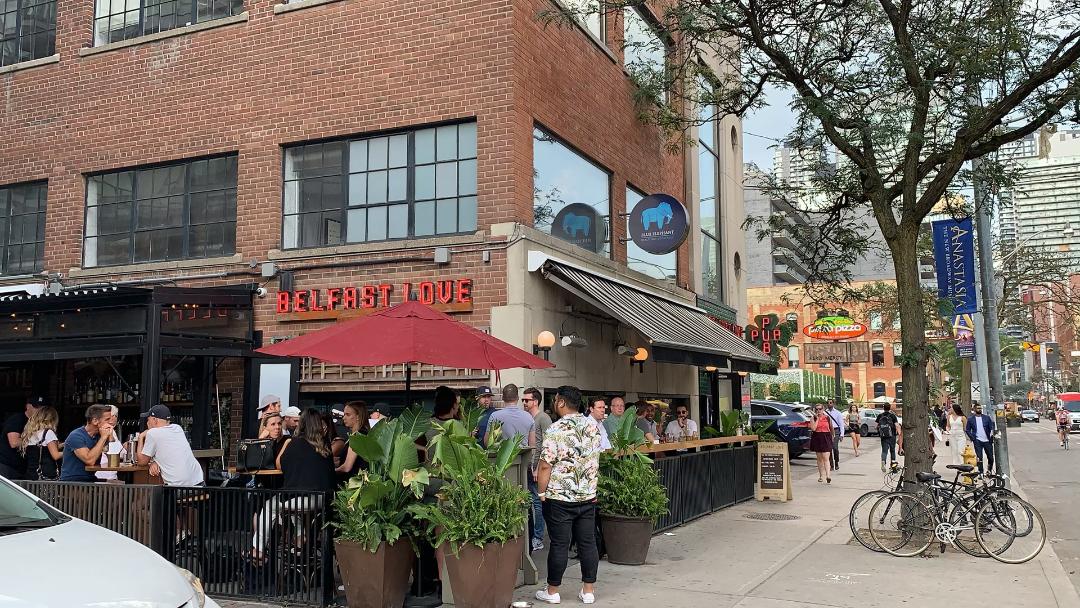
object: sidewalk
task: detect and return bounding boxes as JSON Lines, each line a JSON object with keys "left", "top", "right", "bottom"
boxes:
{"left": 218, "top": 440, "right": 1080, "bottom": 607}
{"left": 512, "top": 440, "right": 1080, "bottom": 608}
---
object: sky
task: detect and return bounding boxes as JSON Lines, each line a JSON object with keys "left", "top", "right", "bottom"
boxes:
{"left": 741, "top": 85, "right": 796, "bottom": 173}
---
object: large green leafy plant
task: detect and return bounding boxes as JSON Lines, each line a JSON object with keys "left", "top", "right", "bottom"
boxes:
{"left": 332, "top": 406, "right": 432, "bottom": 552}
{"left": 415, "top": 419, "right": 529, "bottom": 554}
{"left": 598, "top": 406, "right": 668, "bottom": 522}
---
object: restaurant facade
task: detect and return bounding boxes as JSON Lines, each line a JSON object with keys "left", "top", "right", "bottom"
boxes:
{"left": 0, "top": 0, "right": 763, "bottom": 454}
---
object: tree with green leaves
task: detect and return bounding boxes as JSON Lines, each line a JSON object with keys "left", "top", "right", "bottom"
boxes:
{"left": 549, "top": 0, "right": 1080, "bottom": 476}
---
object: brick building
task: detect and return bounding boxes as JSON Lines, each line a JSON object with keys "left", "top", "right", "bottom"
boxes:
{"left": 0, "top": 0, "right": 765, "bottom": 449}
{"left": 747, "top": 283, "right": 905, "bottom": 406}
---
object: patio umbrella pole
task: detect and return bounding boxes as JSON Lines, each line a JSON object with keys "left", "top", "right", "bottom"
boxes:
{"left": 405, "top": 362, "right": 412, "bottom": 408}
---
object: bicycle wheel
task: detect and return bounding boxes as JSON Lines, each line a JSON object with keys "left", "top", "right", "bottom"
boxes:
{"left": 849, "top": 490, "right": 888, "bottom": 552}
{"left": 868, "top": 492, "right": 935, "bottom": 557}
{"left": 949, "top": 497, "right": 990, "bottom": 558}
{"left": 976, "top": 495, "right": 1045, "bottom": 564}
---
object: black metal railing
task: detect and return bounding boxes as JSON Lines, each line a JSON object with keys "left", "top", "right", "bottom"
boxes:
{"left": 16, "top": 481, "right": 335, "bottom": 607}
{"left": 652, "top": 443, "right": 757, "bottom": 532}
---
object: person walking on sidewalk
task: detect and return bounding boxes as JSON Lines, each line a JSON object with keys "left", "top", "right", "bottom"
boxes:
{"left": 945, "top": 403, "right": 969, "bottom": 465}
{"left": 808, "top": 404, "right": 836, "bottom": 484}
{"left": 965, "top": 402, "right": 996, "bottom": 474}
{"left": 846, "top": 404, "right": 861, "bottom": 457}
{"left": 825, "top": 400, "right": 845, "bottom": 470}
{"left": 524, "top": 387, "right": 552, "bottom": 553}
{"left": 535, "top": 385, "right": 602, "bottom": 605}
{"left": 876, "top": 403, "right": 900, "bottom": 472}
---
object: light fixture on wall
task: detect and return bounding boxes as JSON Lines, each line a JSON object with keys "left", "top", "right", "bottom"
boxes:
{"left": 534, "top": 330, "right": 556, "bottom": 361}
{"left": 561, "top": 334, "right": 588, "bottom": 348}
{"left": 704, "top": 365, "right": 718, "bottom": 373}
{"left": 632, "top": 347, "right": 649, "bottom": 373}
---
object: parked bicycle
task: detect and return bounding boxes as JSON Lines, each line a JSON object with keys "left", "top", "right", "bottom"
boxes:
{"left": 849, "top": 463, "right": 911, "bottom": 552}
{"left": 866, "top": 464, "right": 1045, "bottom": 564}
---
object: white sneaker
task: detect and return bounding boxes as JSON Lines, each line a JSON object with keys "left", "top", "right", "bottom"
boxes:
{"left": 535, "top": 589, "right": 561, "bottom": 604}
{"left": 579, "top": 590, "right": 596, "bottom": 604}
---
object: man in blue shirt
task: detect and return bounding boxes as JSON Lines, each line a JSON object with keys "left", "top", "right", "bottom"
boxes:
{"left": 965, "top": 402, "right": 997, "bottom": 474}
{"left": 61, "top": 404, "right": 114, "bottom": 482}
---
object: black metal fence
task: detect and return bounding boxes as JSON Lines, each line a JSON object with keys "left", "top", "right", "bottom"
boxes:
{"left": 652, "top": 443, "right": 757, "bottom": 532}
{"left": 17, "top": 481, "right": 335, "bottom": 606}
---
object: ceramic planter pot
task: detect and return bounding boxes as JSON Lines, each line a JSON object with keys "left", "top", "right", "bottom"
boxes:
{"left": 600, "top": 513, "right": 653, "bottom": 565}
{"left": 335, "top": 538, "right": 414, "bottom": 608}
{"left": 440, "top": 535, "right": 523, "bottom": 608}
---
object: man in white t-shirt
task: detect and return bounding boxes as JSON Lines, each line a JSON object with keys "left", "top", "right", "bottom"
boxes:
{"left": 136, "top": 404, "right": 204, "bottom": 487}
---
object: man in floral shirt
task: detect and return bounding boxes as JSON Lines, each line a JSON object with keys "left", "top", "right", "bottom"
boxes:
{"left": 535, "top": 385, "right": 602, "bottom": 605}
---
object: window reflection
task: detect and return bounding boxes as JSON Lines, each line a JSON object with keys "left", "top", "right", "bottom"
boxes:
{"left": 533, "top": 127, "right": 611, "bottom": 256}
{"left": 626, "top": 187, "right": 675, "bottom": 281}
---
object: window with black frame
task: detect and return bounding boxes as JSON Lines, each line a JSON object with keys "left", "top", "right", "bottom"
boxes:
{"left": 281, "top": 122, "right": 478, "bottom": 249}
{"left": 84, "top": 155, "right": 238, "bottom": 267}
{"left": 92, "top": 0, "right": 244, "bottom": 46}
{"left": 0, "top": 0, "right": 56, "bottom": 67}
{"left": 0, "top": 182, "right": 47, "bottom": 275}
{"left": 698, "top": 98, "right": 723, "bottom": 305}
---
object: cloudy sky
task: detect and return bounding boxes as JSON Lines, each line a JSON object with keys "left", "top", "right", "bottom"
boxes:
{"left": 742, "top": 85, "right": 796, "bottom": 173}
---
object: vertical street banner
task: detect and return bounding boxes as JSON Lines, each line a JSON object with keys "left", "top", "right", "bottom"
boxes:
{"left": 931, "top": 218, "right": 979, "bottom": 315}
{"left": 953, "top": 313, "right": 976, "bottom": 359}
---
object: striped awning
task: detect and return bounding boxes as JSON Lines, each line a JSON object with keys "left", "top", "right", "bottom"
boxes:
{"left": 537, "top": 260, "right": 770, "bottom": 371}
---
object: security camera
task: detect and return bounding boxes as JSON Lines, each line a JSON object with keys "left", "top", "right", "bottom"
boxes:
{"left": 255, "top": 287, "right": 268, "bottom": 298}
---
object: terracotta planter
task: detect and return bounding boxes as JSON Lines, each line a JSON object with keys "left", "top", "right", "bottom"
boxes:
{"left": 600, "top": 513, "right": 653, "bottom": 565}
{"left": 440, "top": 536, "right": 523, "bottom": 608}
{"left": 335, "top": 538, "right": 414, "bottom": 608}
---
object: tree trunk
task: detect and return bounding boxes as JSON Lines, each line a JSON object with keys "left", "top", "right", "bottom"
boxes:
{"left": 889, "top": 225, "right": 933, "bottom": 479}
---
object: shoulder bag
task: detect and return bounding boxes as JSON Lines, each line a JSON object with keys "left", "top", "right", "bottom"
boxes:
{"left": 236, "top": 439, "right": 276, "bottom": 472}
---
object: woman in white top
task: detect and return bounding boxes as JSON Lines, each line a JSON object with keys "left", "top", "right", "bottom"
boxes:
{"left": 19, "top": 406, "right": 62, "bottom": 480}
{"left": 95, "top": 405, "right": 127, "bottom": 481}
{"left": 945, "top": 403, "right": 969, "bottom": 465}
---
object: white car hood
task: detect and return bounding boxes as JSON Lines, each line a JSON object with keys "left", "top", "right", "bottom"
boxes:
{"left": 0, "top": 518, "right": 195, "bottom": 608}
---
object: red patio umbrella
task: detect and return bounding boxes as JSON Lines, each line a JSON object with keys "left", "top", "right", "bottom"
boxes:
{"left": 257, "top": 300, "right": 553, "bottom": 402}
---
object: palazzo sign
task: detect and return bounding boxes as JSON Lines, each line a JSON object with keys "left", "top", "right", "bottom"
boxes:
{"left": 275, "top": 278, "right": 473, "bottom": 321}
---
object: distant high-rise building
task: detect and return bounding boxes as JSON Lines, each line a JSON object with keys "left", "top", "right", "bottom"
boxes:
{"left": 1003, "top": 127, "right": 1080, "bottom": 266}
{"left": 772, "top": 145, "right": 833, "bottom": 208}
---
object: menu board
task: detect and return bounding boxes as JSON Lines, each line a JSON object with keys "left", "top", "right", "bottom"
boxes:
{"left": 756, "top": 441, "right": 792, "bottom": 501}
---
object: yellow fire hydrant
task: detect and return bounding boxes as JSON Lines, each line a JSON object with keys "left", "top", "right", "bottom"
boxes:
{"left": 961, "top": 444, "right": 978, "bottom": 483}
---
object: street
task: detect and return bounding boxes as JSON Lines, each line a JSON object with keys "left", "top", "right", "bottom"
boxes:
{"left": 1008, "top": 419, "right": 1080, "bottom": 599}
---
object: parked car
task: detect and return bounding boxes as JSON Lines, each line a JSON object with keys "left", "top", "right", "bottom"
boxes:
{"left": 857, "top": 408, "right": 884, "bottom": 436}
{"left": 0, "top": 475, "right": 218, "bottom": 608}
{"left": 750, "top": 400, "right": 811, "bottom": 458}
{"left": 1020, "top": 409, "right": 1040, "bottom": 423}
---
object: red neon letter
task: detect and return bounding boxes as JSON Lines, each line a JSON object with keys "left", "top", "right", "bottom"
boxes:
{"left": 455, "top": 279, "right": 472, "bottom": 303}
{"left": 360, "top": 286, "right": 376, "bottom": 308}
{"left": 402, "top": 283, "right": 412, "bottom": 302}
{"left": 326, "top": 288, "right": 341, "bottom": 310}
{"left": 293, "top": 291, "right": 307, "bottom": 313}
{"left": 436, "top": 281, "right": 453, "bottom": 304}
{"left": 309, "top": 289, "right": 325, "bottom": 312}
{"left": 377, "top": 284, "right": 392, "bottom": 307}
{"left": 277, "top": 292, "right": 291, "bottom": 313}
{"left": 342, "top": 287, "right": 358, "bottom": 309}
{"left": 419, "top": 282, "right": 435, "bottom": 305}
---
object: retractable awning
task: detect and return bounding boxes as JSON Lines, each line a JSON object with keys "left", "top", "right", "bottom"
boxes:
{"left": 534, "top": 257, "right": 770, "bottom": 371}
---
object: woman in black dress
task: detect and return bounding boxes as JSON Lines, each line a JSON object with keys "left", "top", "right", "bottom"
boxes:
{"left": 334, "top": 401, "right": 370, "bottom": 478}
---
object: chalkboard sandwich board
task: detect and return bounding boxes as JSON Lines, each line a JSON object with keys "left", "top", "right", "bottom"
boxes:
{"left": 756, "top": 441, "right": 792, "bottom": 501}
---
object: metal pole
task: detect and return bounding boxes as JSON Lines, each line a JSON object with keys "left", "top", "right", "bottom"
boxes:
{"left": 834, "top": 362, "right": 843, "bottom": 403}
{"left": 974, "top": 169, "right": 1011, "bottom": 479}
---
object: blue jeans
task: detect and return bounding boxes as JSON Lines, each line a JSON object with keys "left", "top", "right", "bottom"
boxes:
{"left": 527, "top": 471, "right": 544, "bottom": 545}
{"left": 973, "top": 439, "right": 994, "bottom": 473}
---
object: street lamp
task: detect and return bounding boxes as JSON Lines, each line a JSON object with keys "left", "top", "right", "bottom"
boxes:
{"left": 996, "top": 223, "right": 1075, "bottom": 268}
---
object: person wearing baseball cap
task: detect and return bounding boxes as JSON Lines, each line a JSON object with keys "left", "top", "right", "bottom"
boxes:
{"left": 258, "top": 394, "right": 282, "bottom": 418}
{"left": 136, "top": 404, "right": 203, "bottom": 486}
{"left": 0, "top": 394, "right": 47, "bottom": 479}
{"left": 474, "top": 386, "right": 497, "bottom": 441}
{"left": 281, "top": 406, "right": 302, "bottom": 436}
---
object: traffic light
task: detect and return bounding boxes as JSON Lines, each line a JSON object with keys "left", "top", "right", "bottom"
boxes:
{"left": 1045, "top": 342, "right": 1060, "bottom": 371}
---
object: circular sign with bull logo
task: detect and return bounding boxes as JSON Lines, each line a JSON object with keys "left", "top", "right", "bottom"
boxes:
{"left": 551, "top": 203, "right": 607, "bottom": 253}
{"left": 628, "top": 194, "right": 689, "bottom": 255}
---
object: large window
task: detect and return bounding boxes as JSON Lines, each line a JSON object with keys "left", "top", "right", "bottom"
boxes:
{"left": 873, "top": 382, "right": 887, "bottom": 399}
{"left": 623, "top": 7, "right": 665, "bottom": 83}
{"left": 561, "top": 0, "right": 603, "bottom": 41}
{"left": 532, "top": 126, "right": 611, "bottom": 256}
{"left": 0, "top": 182, "right": 47, "bottom": 275}
{"left": 85, "top": 155, "right": 237, "bottom": 267}
{"left": 871, "top": 342, "right": 885, "bottom": 367}
{"left": 699, "top": 100, "right": 723, "bottom": 304}
{"left": 0, "top": 0, "right": 55, "bottom": 67}
{"left": 282, "top": 122, "right": 477, "bottom": 249}
{"left": 93, "top": 0, "right": 244, "bottom": 46}
{"left": 626, "top": 186, "right": 675, "bottom": 280}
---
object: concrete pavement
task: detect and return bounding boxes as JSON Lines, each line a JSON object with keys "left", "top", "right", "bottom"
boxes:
{"left": 218, "top": 435, "right": 1080, "bottom": 607}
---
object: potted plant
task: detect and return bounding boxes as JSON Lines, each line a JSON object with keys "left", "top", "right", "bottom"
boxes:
{"left": 416, "top": 419, "right": 530, "bottom": 608}
{"left": 598, "top": 406, "right": 669, "bottom": 565}
{"left": 332, "top": 407, "right": 431, "bottom": 608}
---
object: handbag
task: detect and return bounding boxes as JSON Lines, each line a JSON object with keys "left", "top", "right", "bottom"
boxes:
{"left": 236, "top": 439, "right": 277, "bottom": 472}
{"left": 34, "top": 442, "right": 59, "bottom": 481}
